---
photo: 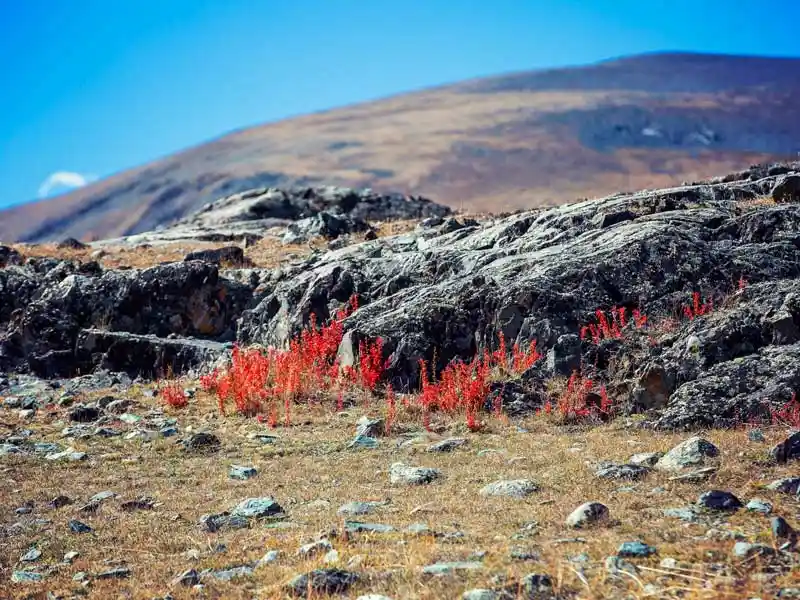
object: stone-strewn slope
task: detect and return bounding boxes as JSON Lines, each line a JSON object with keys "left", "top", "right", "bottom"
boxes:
{"left": 2, "top": 162, "right": 800, "bottom": 429}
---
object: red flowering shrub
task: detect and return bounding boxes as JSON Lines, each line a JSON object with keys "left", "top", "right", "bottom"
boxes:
{"left": 159, "top": 380, "right": 188, "bottom": 409}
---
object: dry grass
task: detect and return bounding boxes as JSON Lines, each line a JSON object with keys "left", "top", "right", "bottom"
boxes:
{"left": 2, "top": 386, "right": 799, "bottom": 599}
{"left": 8, "top": 219, "right": 426, "bottom": 272}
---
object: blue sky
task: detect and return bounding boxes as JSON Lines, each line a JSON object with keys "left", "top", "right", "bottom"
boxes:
{"left": 1, "top": 0, "right": 799, "bottom": 209}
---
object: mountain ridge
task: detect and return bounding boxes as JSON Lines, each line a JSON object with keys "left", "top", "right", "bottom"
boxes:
{"left": 2, "top": 50, "right": 799, "bottom": 243}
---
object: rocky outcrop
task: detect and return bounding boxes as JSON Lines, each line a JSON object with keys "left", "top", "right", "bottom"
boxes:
{"left": 2, "top": 163, "right": 800, "bottom": 428}
{"left": 94, "top": 186, "right": 450, "bottom": 246}
{"left": 237, "top": 162, "right": 800, "bottom": 428}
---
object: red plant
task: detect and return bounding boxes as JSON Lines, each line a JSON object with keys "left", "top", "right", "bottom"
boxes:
{"left": 682, "top": 292, "right": 712, "bottom": 320}
{"left": 542, "top": 371, "right": 612, "bottom": 422}
{"left": 159, "top": 380, "right": 188, "bottom": 409}
{"left": 770, "top": 393, "right": 800, "bottom": 428}
{"left": 580, "top": 306, "right": 647, "bottom": 344}
{"left": 358, "top": 337, "right": 385, "bottom": 392}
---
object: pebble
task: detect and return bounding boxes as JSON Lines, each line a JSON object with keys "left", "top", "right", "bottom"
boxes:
{"left": 230, "top": 497, "right": 285, "bottom": 519}
{"left": 338, "top": 501, "right": 386, "bottom": 516}
{"left": 746, "top": 499, "right": 773, "bottom": 514}
{"left": 480, "top": 479, "right": 538, "bottom": 498}
{"left": 698, "top": 490, "right": 743, "bottom": 511}
{"left": 68, "top": 520, "right": 93, "bottom": 534}
{"left": 732, "top": 542, "right": 776, "bottom": 559}
{"left": 566, "top": 502, "right": 610, "bottom": 528}
{"left": 285, "top": 568, "right": 359, "bottom": 597}
{"left": 427, "top": 438, "right": 467, "bottom": 452}
{"left": 595, "top": 463, "right": 650, "bottom": 480}
{"left": 766, "top": 477, "right": 800, "bottom": 494}
{"left": 298, "top": 539, "right": 333, "bottom": 558}
{"left": 258, "top": 550, "right": 280, "bottom": 566}
{"left": 389, "top": 462, "right": 442, "bottom": 485}
{"left": 20, "top": 548, "right": 42, "bottom": 562}
{"left": 654, "top": 436, "right": 719, "bottom": 471}
{"left": 421, "top": 562, "right": 483, "bottom": 575}
{"left": 229, "top": 465, "right": 258, "bottom": 480}
{"left": 617, "top": 541, "right": 657, "bottom": 557}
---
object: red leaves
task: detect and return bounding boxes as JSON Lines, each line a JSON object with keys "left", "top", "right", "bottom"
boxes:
{"left": 770, "top": 393, "right": 800, "bottom": 428}
{"left": 682, "top": 291, "right": 712, "bottom": 320}
{"left": 159, "top": 380, "right": 187, "bottom": 409}
{"left": 579, "top": 306, "right": 647, "bottom": 343}
{"left": 358, "top": 338, "right": 385, "bottom": 392}
{"left": 539, "top": 371, "right": 612, "bottom": 423}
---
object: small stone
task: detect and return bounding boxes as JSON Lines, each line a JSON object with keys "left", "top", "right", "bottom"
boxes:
{"left": 766, "top": 477, "right": 800, "bottom": 494}
{"left": 12, "top": 570, "right": 46, "bottom": 583}
{"left": 595, "top": 463, "right": 650, "bottom": 480}
{"left": 257, "top": 550, "right": 280, "bottom": 566}
{"left": 389, "top": 462, "right": 442, "bottom": 485}
{"left": 20, "top": 548, "right": 42, "bottom": 562}
{"left": 337, "top": 501, "right": 386, "bottom": 516}
{"left": 323, "top": 549, "right": 339, "bottom": 564}
{"left": 118, "top": 412, "right": 141, "bottom": 424}
{"left": 421, "top": 561, "right": 483, "bottom": 575}
{"left": 427, "top": 438, "right": 467, "bottom": 452}
{"left": 771, "top": 516, "right": 796, "bottom": 540}
{"left": 0, "top": 443, "right": 24, "bottom": 456}
{"left": 746, "top": 499, "right": 773, "bottom": 514}
{"left": 48, "top": 495, "right": 73, "bottom": 509}
{"left": 654, "top": 437, "right": 719, "bottom": 471}
{"left": 698, "top": 490, "right": 742, "bottom": 511}
{"left": 348, "top": 434, "right": 379, "bottom": 449}
{"left": 732, "top": 542, "right": 776, "bottom": 559}
{"left": 95, "top": 567, "right": 131, "bottom": 580}
{"left": 770, "top": 431, "right": 800, "bottom": 463}
{"left": 298, "top": 539, "right": 333, "bottom": 558}
{"left": 231, "top": 497, "right": 286, "bottom": 519}
{"left": 479, "top": 479, "right": 538, "bottom": 498}
{"left": 173, "top": 569, "right": 200, "bottom": 587}
{"left": 18, "top": 409, "right": 35, "bottom": 419}
{"left": 45, "top": 448, "right": 87, "bottom": 461}
{"left": 606, "top": 556, "right": 638, "bottom": 576}
{"left": 344, "top": 521, "right": 395, "bottom": 534}
{"left": 520, "top": 573, "right": 554, "bottom": 595}
{"left": 229, "top": 465, "right": 258, "bottom": 480}
{"left": 69, "top": 404, "right": 101, "bottom": 423}
{"left": 462, "top": 590, "right": 500, "bottom": 600}
{"left": 355, "top": 416, "right": 385, "bottom": 438}
{"left": 668, "top": 467, "right": 718, "bottom": 482}
{"left": 629, "top": 452, "right": 662, "bottom": 467}
{"left": 68, "top": 520, "right": 92, "bottom": 534}
{"left": 182, "top": 432, "right": 220, "bottom": 452}
{"left": 748, "top": 429, "right": 766, "bottom": 442}
{"left": 285, "top": 568, "right": 359, "bottom": 597}
{"left": 617, "top": 541, "right": 657, "bottom": 557}
{"left": 120, "top": 496, "right": 155, "bottom": 511}
{"left": 63, "top": 551, "right": 79, "bottom": 563}
{"left": 566, "top": 502, "right": 610, "bottom": 528}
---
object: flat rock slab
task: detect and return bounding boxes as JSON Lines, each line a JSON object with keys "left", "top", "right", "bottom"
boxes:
{"left": 389, "top": 463, "right": 442, "bottom": 485}
{"left": 479, "top": 479, "right": 539, "bottom": 498}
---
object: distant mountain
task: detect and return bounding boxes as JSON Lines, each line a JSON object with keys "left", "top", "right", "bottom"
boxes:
{"left": 2, "top": 51, "right": 799, "bottom": 243}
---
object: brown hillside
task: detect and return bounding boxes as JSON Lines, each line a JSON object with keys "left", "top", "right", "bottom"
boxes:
{"left": 1, "top": 51, "right": 799, "bottom": 242}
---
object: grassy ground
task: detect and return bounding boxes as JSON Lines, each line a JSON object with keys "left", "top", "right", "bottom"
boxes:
{"left": 2, "top": 386, "right": 800, "bottom": 599}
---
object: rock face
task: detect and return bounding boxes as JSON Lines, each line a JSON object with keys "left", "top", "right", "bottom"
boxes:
{"left": 3, "top": 163, "right": 800, "bottom": 429}
{"left": 95, "top": 186, "right": 451, "bottom": 246}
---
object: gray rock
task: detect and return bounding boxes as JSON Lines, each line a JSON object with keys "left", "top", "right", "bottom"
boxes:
{"left": 200, "top": 565, "right": 253, "bottom": 581}
{"left": 68, "top": 520, "right": 92, "bottom": 534}
{"left": 229, "top": 465, "right": 258, "bottom": 480}
{"left": 285, "top": 568, "right": 359, "bottom": 597}
{"left": 771, "top": 516, "right": 796, "bottom": 540}
{"left": 337, "top": 501, "right": 387, "bottom": 516}
{"left": 11, "top": 570, "right": 46, "bottom": 583}
{"left": 629, "top": 452, "right": 662, "bottom": 467}
{"left": 480, "top": 479, "right": 539, "bottom": 498}
{"left": 355, "top": 416, "right": 385, "bottom": 438}
{"left": 732, "top": 542, "right": 776, "bottom": 559}
{"left": 94, "top": 567, "right": 131, "bottom": 580}
{"left": 654, "top": 437, "right": 719, "bottom": 471}
{"left": 230, "top": 497, "right": 286, "bottom": 520}
{"left": 257, "top": 550, "right": 280, "bottom": 566}
{"left": 766, "top": 477, "right": 800, "bottom": 494}
{"left": 172, "top": 569, "right": 200, "bottom": 587}
{"left": 771, "top": 431, "right": 800, "bottom": 463}
{"left": 462, "top": 590, "right": 502, "bottom": 600}
{"left": 182, "top": 432, "right": 220, "bottom": 452}
{"left": 298, "top": 539, "right": 333, "bottom": 558}
{"left": 421, "top": 562, "right": 483, "bottom": 575}
{"left": 772, "top": 174, "right": 800, "bottom": 203}
{"left": 20, "top": 548, "right": 42, "bottom": 562}
{"left": 746, "top": 499, "right": 773, "bottom": 514}
{"left": 427, "top": 437, "right": 467, "bottom": 452}
{"left": 698, "top": 490, "right": 743, "bottom": 511}
{"left": 389, "top": 462, "right": 442, "bottom": 485}
{"left": 617, "top": 541, "right": 657, "bottom": 557}
{"left": 566, "top": 502, "right": 610, "bottom": 528}
{"left": 344, "top": 521, "right": 395, "bottom": 534}
{"left": 595, "top": 463, "right": 650, "bottom": 480}
{"left": 747, "top": 428, "right": 766, "bottom": 442}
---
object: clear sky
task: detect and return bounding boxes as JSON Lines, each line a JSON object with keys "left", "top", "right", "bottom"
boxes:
{"left": 1, "top": 0, "right": 799, "bottom": 209}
